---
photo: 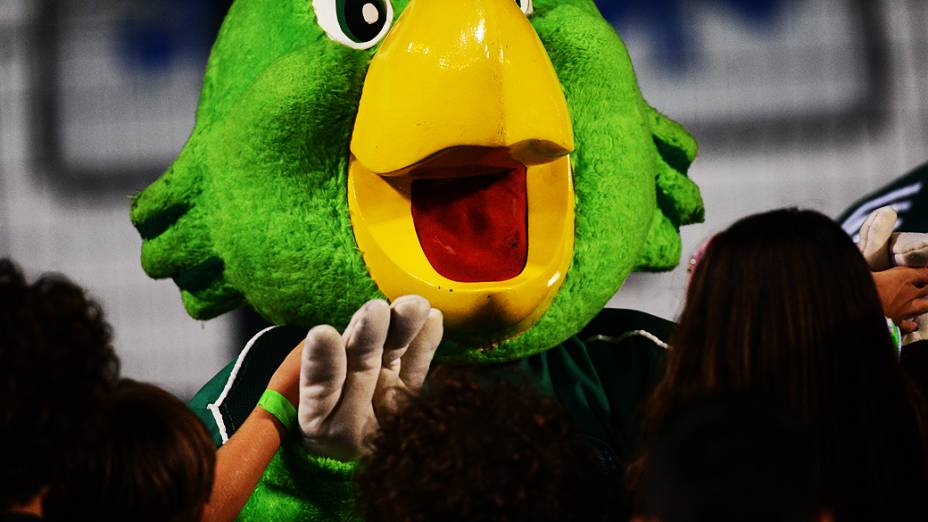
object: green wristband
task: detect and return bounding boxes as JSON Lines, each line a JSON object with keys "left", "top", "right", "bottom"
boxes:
{"left": 887, "top": 317, "right": 902, "bottom": 357}
{"left": 258, "top": 389, "right": 298, "bottom": 432}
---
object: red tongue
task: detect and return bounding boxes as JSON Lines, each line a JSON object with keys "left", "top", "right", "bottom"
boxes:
{"left": 411, "top": 167, "right": 528, "bottom": 283}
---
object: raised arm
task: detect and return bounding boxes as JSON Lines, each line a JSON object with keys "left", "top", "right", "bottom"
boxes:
{"left": 201, "top": 296, "right": 442, "bottom": 521}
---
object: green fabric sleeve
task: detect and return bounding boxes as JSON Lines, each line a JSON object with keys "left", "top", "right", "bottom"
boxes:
{"left": 189, "top": 358, "right": 237, "bottom": 446}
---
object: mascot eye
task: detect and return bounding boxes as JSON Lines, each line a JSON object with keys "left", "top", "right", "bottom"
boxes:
{"left": 313, "top": 0, "right": 394, "bottom": 50}
{"left": 515, "top": 0, "right": 533, "bottom": 15}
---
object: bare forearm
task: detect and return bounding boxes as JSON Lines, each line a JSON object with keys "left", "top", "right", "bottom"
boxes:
{"left": 201, "top": 408, "right": 287, "bottom": 522}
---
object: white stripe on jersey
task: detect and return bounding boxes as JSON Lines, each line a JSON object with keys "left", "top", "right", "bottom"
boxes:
{"left": 842, "top": 181, "right": 923, "bottom": 236}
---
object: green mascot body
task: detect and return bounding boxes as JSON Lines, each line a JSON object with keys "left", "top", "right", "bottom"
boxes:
{"left": 131, "top": 0, "right": 704, "bottom": 519}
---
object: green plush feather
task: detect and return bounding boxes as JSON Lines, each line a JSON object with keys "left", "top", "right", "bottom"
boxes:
{"left": 634, "top": 104, "right": 704, "bottom": 272}
{"left": 133, "top": 2, "right": 382, "bottom": 328}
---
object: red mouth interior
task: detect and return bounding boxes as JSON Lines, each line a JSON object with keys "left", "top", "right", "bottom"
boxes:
{"left": 411, "top": 166, "right": 528, "bottom": 283}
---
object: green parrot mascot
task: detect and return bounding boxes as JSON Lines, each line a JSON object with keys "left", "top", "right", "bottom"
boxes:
{"left": 131, "top": 0, "right": 704, "bottom": 519}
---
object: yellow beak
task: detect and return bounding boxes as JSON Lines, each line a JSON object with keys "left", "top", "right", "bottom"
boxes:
{"left": 350, "top": 0, "right": 574, "bottom": 174}
{"left": 348, "top": 0, "right": 576, "bottom": 345}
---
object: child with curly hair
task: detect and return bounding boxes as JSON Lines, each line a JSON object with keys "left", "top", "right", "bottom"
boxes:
{"left": 0, "top": 259, "right": 120, "bottom": 520}
{"left": 356, "top": 368, "right": 613, "bottom": 522}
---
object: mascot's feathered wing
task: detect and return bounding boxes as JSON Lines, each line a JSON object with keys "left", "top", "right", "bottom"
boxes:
{"left": 132, "top": 0, "right": 703, "bottom": 518}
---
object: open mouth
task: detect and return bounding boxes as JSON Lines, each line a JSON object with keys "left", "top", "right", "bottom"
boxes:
{"left": 347, "top": 148, "right": 574, "bottom": 339}
{"left": 411, "top": 165, "right": 528, "bottom": 283}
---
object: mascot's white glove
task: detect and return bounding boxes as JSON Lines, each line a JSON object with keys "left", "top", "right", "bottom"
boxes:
{"left": 298, "top": 295, "right": 443, "bottom": 461}
{"left": 859, "top": 207, "right": 928, "bottom": 269}
{"left": 858, "top": 207, "right": 928, "bottom": 343}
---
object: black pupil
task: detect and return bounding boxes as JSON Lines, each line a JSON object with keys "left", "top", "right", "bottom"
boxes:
{"left": 343, "top": 0, "right": 387, "bottom": 43}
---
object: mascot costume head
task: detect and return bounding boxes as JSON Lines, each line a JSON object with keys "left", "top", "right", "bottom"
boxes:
{"left": 131, "top": 0, "right": 702, "bottom": 362}
{"left": 131, "top": 0, "right": 703, "bottom": 517}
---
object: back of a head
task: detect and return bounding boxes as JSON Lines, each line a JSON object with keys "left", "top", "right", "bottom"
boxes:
{"left": 653, "top": 209, "right": 928, "bottom": 519}
{"left": 0, "top": 259, "right": 119, "bottom": 512}
{"left": 356, "top": 368, "right": 611, "bottom": 522}
{"left": 677, "top": 208, "right": 891, "bottom": 388}
{"left": 46, "top": 379, "right": 216, "bottom": 522}
{"left": 637, "top": 396, "right": 821, "bottom": 522}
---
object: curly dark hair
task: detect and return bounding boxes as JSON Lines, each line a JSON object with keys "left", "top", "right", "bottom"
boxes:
{"left": 356, "top": 367, "right": 610, "bottom": 522}
{"left": 0, "top": 258, "right": 120, "bottom": 511}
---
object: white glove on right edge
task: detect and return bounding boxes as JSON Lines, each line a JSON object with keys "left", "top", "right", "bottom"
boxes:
{"left": 858, "top": 206, "right": 928, "bottom": 344}
{"left": 859, "top": 206, "right": 928, "bottom": 270}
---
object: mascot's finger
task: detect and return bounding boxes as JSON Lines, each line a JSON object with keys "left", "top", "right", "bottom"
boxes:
{"left": 892, "top": 233, "right": 928, "bottom": 269}
{"left": 340, "top": 301, "right": 366, "bottom": 342}
{"left": 901, "top": 319, "right": 919, "bottom": 334}
{"left": 858, "top": 206, "right": 896, "bottom": 270}
{"left": 339, "top": 299, "right": 391, "bottom": 416}
{"left": 399, "top": 308, "right": 444, "bottom": 390}
{"left": 299, "top": 325, "right": 347, "bottom": 428}
{"left": 382, "top": 295, "right": 431, "bottom": 370}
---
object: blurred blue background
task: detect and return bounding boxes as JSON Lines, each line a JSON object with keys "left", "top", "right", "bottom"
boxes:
{"left": 597, "top": 0, "right": 783, "bottom": 70}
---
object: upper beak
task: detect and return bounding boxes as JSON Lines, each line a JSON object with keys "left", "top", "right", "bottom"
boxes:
{"left": 350, "top": 0, "right": 574, "bottom": 175}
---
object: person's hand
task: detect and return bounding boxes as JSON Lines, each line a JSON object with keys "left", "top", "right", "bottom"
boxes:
{"left": 298, "top": 296, "right": 443, "bottom": 461}
{"left": 872, "top": 267, "right": 928, "bottom": 332}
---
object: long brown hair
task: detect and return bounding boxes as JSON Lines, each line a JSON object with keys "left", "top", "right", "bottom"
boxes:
{"left": 640, "top": 209, "right": 928, "bottom": 520}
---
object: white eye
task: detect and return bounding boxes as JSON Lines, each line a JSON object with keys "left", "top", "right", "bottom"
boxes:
{"left": 312, "top": 0, "right": 394, "bottom": 50}
{"left": 515, "top": 0, "right": 533, "bottom": 15}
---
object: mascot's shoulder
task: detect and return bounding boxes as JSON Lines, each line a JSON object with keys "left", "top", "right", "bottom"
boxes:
{"left": 548, "top": 307, "right": 671, "bottom": 412}
{"left": 190, "top": 325, "right": 306, "bottom": 446}
{"left": 507, "top": 307, "right": 672, "bottom": 480}
{"left": 580, "top": 308, "right": 674, "bottom": 351}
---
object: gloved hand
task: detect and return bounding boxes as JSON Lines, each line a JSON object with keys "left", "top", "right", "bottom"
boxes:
{"left": 858, "top": 207, "right": 928, "bottom": 342}
{"left": 298, "top": 295, "right": 443, "bottom": 460}
{"left": 859, "top": 207, "right": 928, "bottom": 269}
